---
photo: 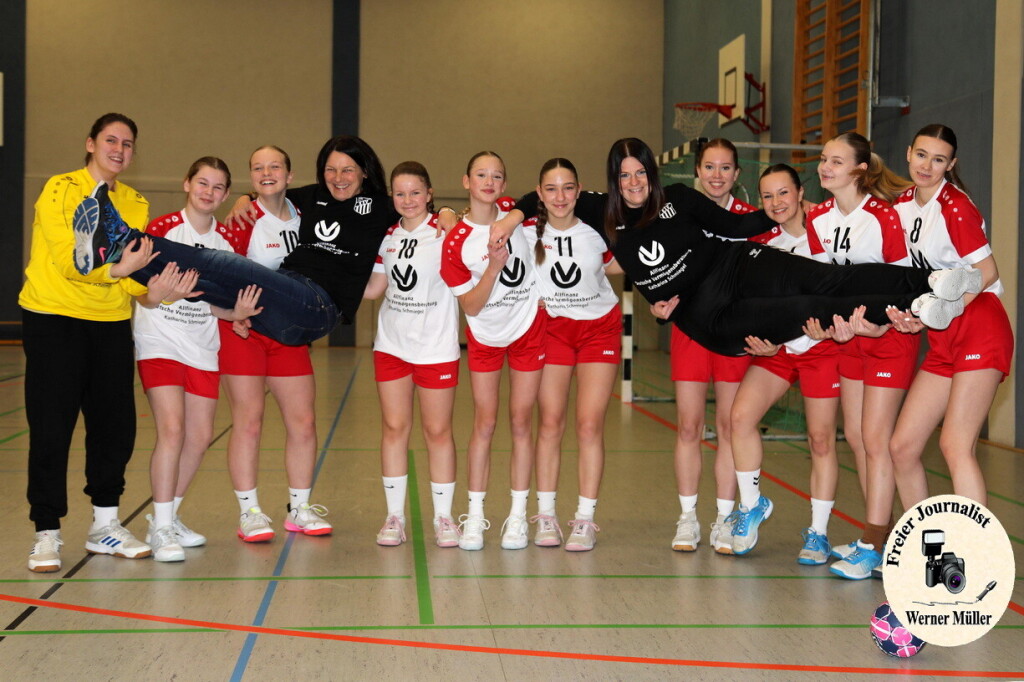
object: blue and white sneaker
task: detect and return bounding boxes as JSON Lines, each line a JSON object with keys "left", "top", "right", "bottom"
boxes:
{"left": 85, "top": 520, "right": 151, "bottom": 559}
{"left": 729, "top": 495, "right": 773, "bottom": 555}
{"left": 797, "top": 528, "right": 831, "bottom": 565}
{"left": 830, "top": 539, "right": 857, "bottom": 560}
{"left": 829, "top": 544, "right": 881, "bottom": 580}
{"left": 72, "top": 193, "right": 102, "bottom": 275}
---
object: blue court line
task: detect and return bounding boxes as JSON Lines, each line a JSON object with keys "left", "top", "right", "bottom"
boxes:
{"left": 229, "top": 360, "right": 360, "bottom": 682}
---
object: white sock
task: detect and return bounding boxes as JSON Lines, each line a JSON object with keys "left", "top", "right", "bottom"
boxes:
{"left": 172, "top": 496, "right": 184, "bottom": 516}
{"left": 92, "top": 506, "right": 118, "bottom": 530}
{"left": 510, "top": 489, "right": 529, "bottom": 517}
{"left": 716, "top": 498, "right": 735, "bottom": 518}
{"left": 431, "top": 481, "right": 455, "bottom": 520}
{"left": 679, "top": 494, "right": 698, "bottom": 514}
{"left": 736, "top": 469, "right": 761, "bottom": 511}
{"left": 537, "top": 491, "right": 557, "bottom": 516}
{"left": 289, "top": 487, "right": 311, "bottom": 511}
{"left": 857, "top": 538, "right": 875, "bottom": 551}
{"left": 153, "top": 501, "right": 174, "bottom": 529}
{"left": 235, "top": 488, "right": 259, "bottom": 514}
{"left": 575, "top": 496, "right": 597, "bottom": 521}
{"left": 810, "top": 498, "right": 834, "bottom": 536}
{"left": 468, "top": 490, "right": 486, "bottom": 518}
{"left": 382, "top": 476, "right": 407, "bottom": 517}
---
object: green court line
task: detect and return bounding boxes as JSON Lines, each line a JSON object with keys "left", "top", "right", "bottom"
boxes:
{"left": 406, "top": 448, "right": 434, "bottom": 625}
{"left": 0, "top": 575, "right": 410, "bottom": 585}
{"left": 0, "top": 428, "right": 28, "bottom": 444}
{"left": 0, "top": 405, "right": 25, "bottom": 417}
{"left": 4, "top": 623, "right": 1021, "bottom": 637}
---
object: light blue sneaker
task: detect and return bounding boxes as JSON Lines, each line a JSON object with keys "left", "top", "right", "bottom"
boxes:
{"left": 830, "top": 539, "right": 857, "bottom": 560}
{"left": 829, "top": 545, "right": 882, "bottom": 580}
{"left": 797, "top": 528, "right": 831, "bottom": 565}
{"left": 730, "top": 495, "right": 773, "bottom": 555}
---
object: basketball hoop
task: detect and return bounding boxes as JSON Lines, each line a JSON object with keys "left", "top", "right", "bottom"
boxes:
{"left": 673, "top": 102, "right": 734, "bottom": 141}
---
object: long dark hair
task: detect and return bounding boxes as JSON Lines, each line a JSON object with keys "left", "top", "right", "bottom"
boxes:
{"left": 604, "top": 137, "right": 665, "bottom": 244}
{"left": 84, "top": 113, "right": 138, "bottom": 166}
{"left": 315, "top": 135, "right": 386, "bottom": 196}
{"left": 911, "top": 124, "right": 969, "bottom": 197}
{"left": 534, "top": 157, "right": 578, "bottom": 264}
{"left": 759, "top": 163, "right": 802, "bottom": 190}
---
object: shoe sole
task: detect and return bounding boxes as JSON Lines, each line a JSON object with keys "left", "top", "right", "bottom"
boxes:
{"left": 154, "top": 550, "right": 185, "bottom": 562}
{"left": 28, "top": 562, "right": 61, "bottom": 573}
{"left": 436, "top": 539, "right": 460, "bottom": 548}
{"left": 565, "top": 544, "right": 594, "bottom": 552}
{"left": 829, "top": 564, "right": 873, "bottom": 580}
{"left": 284, "top": 521, "right": 332, "bottom": 535}
{"left": 798, "top": 556, "right": 828, "bottom": 566}
{"left": 237, "top": 529, "right": 275, "bottom": 543}
{"left": 459, "top": 541, "right": 483, "bottom": 551}
{"left": 671, "top": 542, "right": 698, "bottom": 552}
{"left": 713, "top": 545, "right": 734, "bottom": 555}
{"left": 915, "top": 296, "right": 962, "bottom": 330}
{"left": 501, "top": 540, "right": 528, "bottom": 550}
{"left": 931, "top": 268, "right": 982, "bottom": 300}
{"left": 85, "top": 544, "right": 152, "bottom": 559}
{"left": 732, "top": 499, "right": 774, "bottom": 556}
{"left": 534, "top": 538, "right": 561, "bottom": 547}
{"left": 72, "top": 197, "right": 101, "bottom": 275}
{"left": 178, "top": 536, "right": 207, "bottom": 548}
{"left": 376, "top": 537, "right": 403, "bottom": 546}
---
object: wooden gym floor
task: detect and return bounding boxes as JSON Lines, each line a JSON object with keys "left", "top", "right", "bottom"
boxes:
{"left": 0, "top": 345, "right": 1020, "bottom": 680}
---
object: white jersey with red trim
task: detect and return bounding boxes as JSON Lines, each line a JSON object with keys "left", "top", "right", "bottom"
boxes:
{"left": 373, "top": 214, "right": 460, "bottom": 364}
{"left": 702, "top": 195, "right": 759, "bottom": 241}
{"left": 217, "top": 199, "right": 301, "bottom": 270}
{"left": 522, "top": 218, "right": 617, "bottom": 320}
{"left": 134, "top": 211, "right": 234, "bottom": 370}
{"left": 441, "top": 212, "right": 539, "bottom": 346}
{"left": 893, "top": 180, "right": 1002, "bottom": 295}
{"left": 806, "top": 195, "right": 908, "bottom": 265}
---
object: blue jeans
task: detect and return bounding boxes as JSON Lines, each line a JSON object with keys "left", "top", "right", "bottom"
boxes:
{"left": 129, "top": 231, "right": 338, "bottom": 346}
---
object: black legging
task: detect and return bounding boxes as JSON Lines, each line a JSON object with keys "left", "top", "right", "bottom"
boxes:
{"left": 675, "top": 244, "right": 932, "bottom": 355}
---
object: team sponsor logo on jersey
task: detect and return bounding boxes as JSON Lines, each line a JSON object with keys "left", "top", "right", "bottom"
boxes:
{"left": 748, "top": 247, "right": 762, "bottom": 258}
{"left": 353, "top": 196, "right": 373, "bottom": 215}
{"left": 602, "top": 350, "right": 615, "bottom": 355}
{"left": 659, "top": 203, "right": 677, "bottom": 220}
{"left": 964, "top": 353, "right": 982, "bottom": 360}
{"left": 876, "top": 371, "right": 892, "bottom": 378}
{"left": 391, "top": 263, "right": 418, "bottom": 292}
{"left": 638, "top": 241, "right": 665, "bottom": 266}
{"left": 315, "top": 220, "right": 341, "bottom": 242}
{"left": 439, "top": 374, "right": 452, "bottom": 380}
{"left": 550, "top": 261, "right": 582, "bottom": 289}
{"left": 500, "top": 258, "right": 526, "bottom": 287}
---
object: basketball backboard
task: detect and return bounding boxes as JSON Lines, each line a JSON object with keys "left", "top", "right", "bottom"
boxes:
{"left": 718, "top": 35, "right": 745, "bottom": 127}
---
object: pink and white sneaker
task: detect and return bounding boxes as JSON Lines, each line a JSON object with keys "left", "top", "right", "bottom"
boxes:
{"left": 433, "top": 515, "right": 460, "bottom": 548}
{"left": 565, "top": 518, "right": 600, "bottom": 552}
{"left": 376, "top": 515, "right": 406, "bottom": 546}
{"left": 530, "top": 514, "right": 563, "bottom": 547}
{"left": 284, "top": 502, "right": 332, "bottom": 536}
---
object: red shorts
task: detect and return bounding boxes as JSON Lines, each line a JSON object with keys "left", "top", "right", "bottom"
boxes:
{"left": 373, "top": 352, "right": 459, "bottom": 389}
{"left": 466, "top": 310, "right": 547, "bottom": 373}
{"left": 671, "top": 326, "right": 751, "bottom": 382}
{"left": 840, "top": 330, "right": 920, "bottom": 390}
{"left": 919, "top": 292, "right": 1013, "bottom": 379}
{"left": 137, "top": 358, "right": 219, "bottom": 399}
{"left": 217, "top": 320, "right": 313, "bottom": 377}
{"left": 752, "top": 341, "right": 841, "bottom": 399}
{"left": 544, "top": 306, "right": 622, "bottom": 366}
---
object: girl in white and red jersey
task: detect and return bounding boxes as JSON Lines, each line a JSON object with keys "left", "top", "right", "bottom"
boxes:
{"left": 730, "top": 164, "right": 843, "bottom": 564}
{"left": 217, "top": 146, "right": 331, "bottom": 544}
{"left": 801, "top": 133, "right": 918, "bottom": 580}
{"left": 888, "top": 125, "right": 1012, "bottom": 507}
{"left": 669, "top": 139, "right": 758, "bottom": 555}
{"left": 441, "top": 151, "right": 544, "bottom": 551}
{"left": 135, "top": 157, "right": 258, "bottom": 562}
{"left": 364, "top": 162, "right": 461, "bottom": 549}
{"left": 525, "top": 158, "right": 622, "bottom": 552}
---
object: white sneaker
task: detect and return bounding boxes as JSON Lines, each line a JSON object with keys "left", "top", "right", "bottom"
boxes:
{"left": 500, "top": 514, "right": 529, "bottom": 550}
{"left": 376, "top": 515, "right": 406, "bottom": 546}
{"left": 146, "top": 517, "right": 185, "bottom": 563}
{"left": 672, "top": 510, "right": 700, "bottom": 552}
{"left": 238, "top": 507, "right": 275, "bottom": 543}
{"left": 565, "top": 518, "right": 600, "bottom": 551}
{"left": 457, "top": 514, "right": 490, "bottom": 551}
{"left": 530, "top": 514, "right": 563, "bottom": 547}
{"left": 28, "top": 530, "right": 63, "bottom": 573}
{"left": 928, "top": 266, "right": 982, "bottom": 300}
{"left": 831, "top": 539, "right": 857, "bottom": 560}
{"left": 911, "top": 293, "right": 963, "bottom": 330}
{"left": 284, "top": 502, "right": 332, "bottom": 536}
{"left": 86, "top": 520, "right": 151, "bottom": 559}
{"left": 173, "top": 516, "right": 206, "bottom": 547}
{"left": 709, "top": 514, "right": 734, "bottom": 554}
{"left": 433, "top": 515, "right": 461, "bottom": 548}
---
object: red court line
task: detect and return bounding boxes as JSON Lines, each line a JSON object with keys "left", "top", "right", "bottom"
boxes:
{"left": 1, "top": 593, "right": 1020, "bottom": 677}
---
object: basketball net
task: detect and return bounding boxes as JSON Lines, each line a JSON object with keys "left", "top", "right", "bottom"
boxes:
{"left": 673, "top": 102, "right": 733, "bottom": 141}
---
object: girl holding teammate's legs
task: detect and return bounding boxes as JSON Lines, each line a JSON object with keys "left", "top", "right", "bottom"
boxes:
{"left": 888, "top": 125, "right": 1013, "bottom": 507}
{"left": 136, "top": 157, "right": 251, "bottom": 561}
{"left": 729, "top": 164, "right": 842, "bottom": 563}
{"left": 441, "top": 152, "right": 544, "bottom": 551}
{"left": 670, "top": 139, "right": 757, "bottom": 554}
{"left": 365, "top": 162, "right": 460, "bottom": 548}
{"left": 219, "top": 146, "right": 328, "bottom": 543}
{"left": 527, "top": 158, "right": 621, "bottom": 551}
